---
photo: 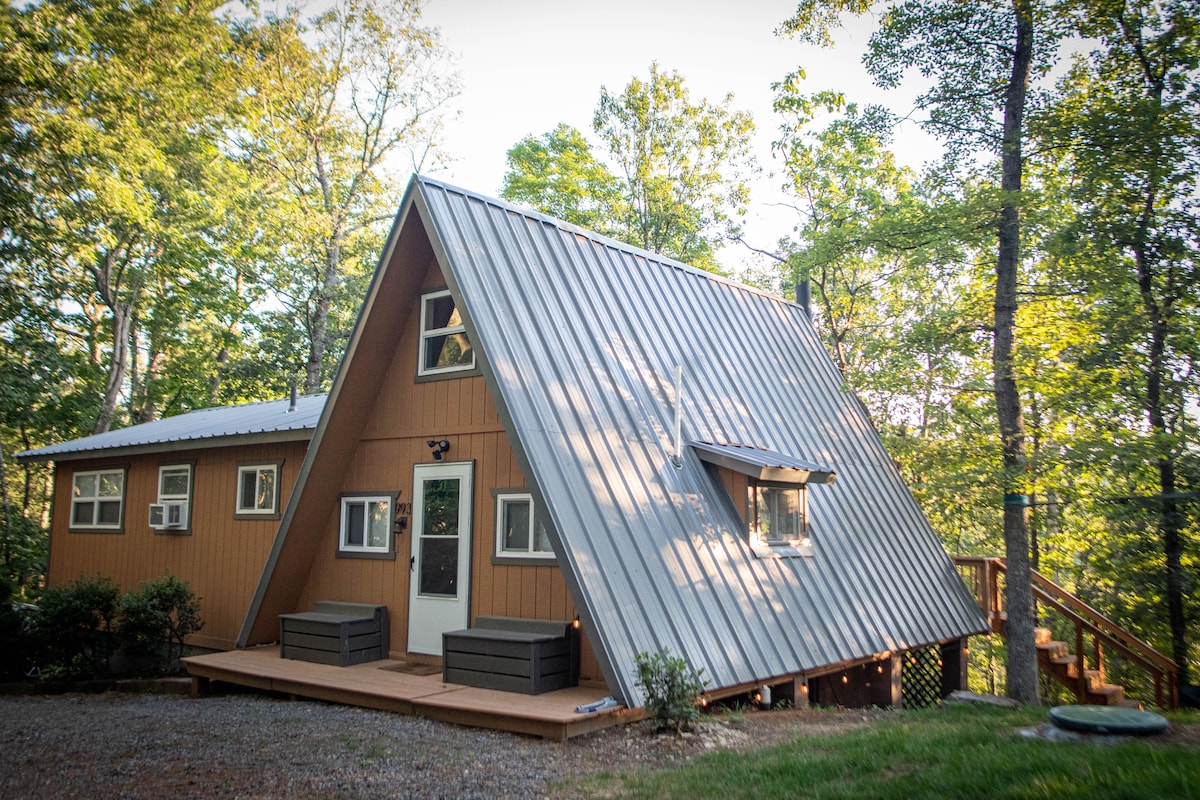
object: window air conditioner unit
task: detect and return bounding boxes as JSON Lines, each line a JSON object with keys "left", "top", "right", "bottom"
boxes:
{"left": 149, "top": 501, "right": 188, "bottom": 529}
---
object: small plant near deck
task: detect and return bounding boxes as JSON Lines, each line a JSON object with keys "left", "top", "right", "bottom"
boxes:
{"left": 634, "top": 648, "right": 707, "bottom": 734}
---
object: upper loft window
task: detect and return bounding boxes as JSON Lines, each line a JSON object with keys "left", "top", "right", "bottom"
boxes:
{"left": 495, "top": 492, "right": 554, "bottom": 561}
{"left": 749, "top": 481, "right": 810, "bottom": 550}
{"left": 236, "top": 464, "right": 279, "bottom": 517}
{"left": 71, "top": 468, "right": 125, "bottom": 531}
{"left": 419, "top": 290, "right": 475, "bottom": 376}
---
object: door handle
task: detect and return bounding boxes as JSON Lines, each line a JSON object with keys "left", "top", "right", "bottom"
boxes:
{"left": 410, "top": 555, "right": 415, "bottom": 572}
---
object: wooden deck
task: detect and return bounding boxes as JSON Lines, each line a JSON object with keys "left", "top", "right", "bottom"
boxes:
{"left": 182, "top": 646, "right": 632, "bottom": 741}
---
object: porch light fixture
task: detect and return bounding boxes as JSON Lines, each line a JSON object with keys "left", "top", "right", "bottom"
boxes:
{"left": 426, "top": 439, "right": 450, "bottom": 461}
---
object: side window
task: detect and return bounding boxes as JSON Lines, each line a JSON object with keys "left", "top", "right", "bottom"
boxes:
{"left": 748, "top": 481, "right": 810, "bottom": 549}
{"left": 418, "top": 290, "right": 475, "bottom": 376}
{"left": 149, "top": 464, "right": 191, "bottom": 531}
{"left": 70, "top": 469, "right": 125, "bottom": 531}
{"left": 236, "top": 464, "right": 279, "bottom": 517}
{"left": 339, "top": 495, "right": 394, "bottom": 556}
{"left": 495, "top": 492, "right": 554, "bottom": 560}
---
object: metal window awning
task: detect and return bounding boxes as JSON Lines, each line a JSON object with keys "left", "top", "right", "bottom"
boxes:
{"left": 690, "top": 441, "right": 837, "bottom": 485}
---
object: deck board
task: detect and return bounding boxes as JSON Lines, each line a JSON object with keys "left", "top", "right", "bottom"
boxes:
{"left": 183, "top": 646, "right": 630, "bottom": 740}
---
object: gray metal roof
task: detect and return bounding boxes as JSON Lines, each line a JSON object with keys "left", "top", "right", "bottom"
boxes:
{"left": 413, "top": 176, "right": 988, "bottom": 707}
{"left": 15, "top": 394, "right": 326, "bottom": 462}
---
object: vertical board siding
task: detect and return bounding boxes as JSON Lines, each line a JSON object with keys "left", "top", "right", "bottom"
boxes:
{"left": 296, "top": 256, "right": 599, "bottom": 681}
{"left": 48, "top": 440, "right": 309, "bottom": 650}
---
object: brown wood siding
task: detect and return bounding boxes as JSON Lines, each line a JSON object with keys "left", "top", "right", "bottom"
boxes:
{"left": 48, "top": 441, "right": 308, "bottom": 650}
{"left": 296, "top": 256, "right": 601, "bottom": 683}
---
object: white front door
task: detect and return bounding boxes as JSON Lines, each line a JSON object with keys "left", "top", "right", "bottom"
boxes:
{"left": 407, "top": 461, "right": 473, "bottom": 655}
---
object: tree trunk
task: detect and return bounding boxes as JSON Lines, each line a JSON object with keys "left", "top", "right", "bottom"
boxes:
{"left": 995, "top": 0, "right": 1039, "bottom": 705}
{"left": 304, "top": 236, "right": 341, "bottom": 395}
{"left": 94, "top": 300, "right": 132, "bottom": 435}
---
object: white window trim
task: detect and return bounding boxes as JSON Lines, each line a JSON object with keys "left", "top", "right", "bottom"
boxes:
{"left": 418, "top": 289, "right": 475, "bottom": 376}
{"left": 70, "top": 468, "right": 125, "bottom": 530}
{"left": 236, "top": 464, "right": 279, "bottom": 516}
{"left": 339, "top": 495, "right": 394, "bottom": 555}
{"left": 494, "top": 492, "right": 554, "bottom": 560}
{"left": 157, "top": 464, "right": 191, "bottom": 503}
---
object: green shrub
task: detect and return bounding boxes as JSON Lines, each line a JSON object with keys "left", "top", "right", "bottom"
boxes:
{"left": 33, "top": 575, "right": 121, "bottom": 680}
{"left": 118, "top": 575, "right": 203, "bottom": 675}
{"left": 634, "top": 648, "right": 707, "bottom": 734}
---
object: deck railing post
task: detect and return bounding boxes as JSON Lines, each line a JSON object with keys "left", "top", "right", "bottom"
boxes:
{"left": 1075, "top": 621, "right": 1087, "bottom": 703}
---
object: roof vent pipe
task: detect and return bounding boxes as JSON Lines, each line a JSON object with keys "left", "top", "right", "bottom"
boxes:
{"left": 671, "top": 364, "right": 683, "bottom": 469}
{"left": 288, "top": 383, "right": 297, "bottom": 413}
{"left": 795, "top": 280, "right": 812, "bottom": 319}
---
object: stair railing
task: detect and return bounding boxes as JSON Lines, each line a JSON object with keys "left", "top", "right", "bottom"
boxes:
{"left": 951, "top": 556, "right": 1179, "bottom": 710}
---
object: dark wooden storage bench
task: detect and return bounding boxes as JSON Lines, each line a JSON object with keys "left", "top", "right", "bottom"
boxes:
{"left": 443, "top": 616, "right": 579, "bottom": 695}
{"left": 279, "top": 601, "right": 389, "bottom": 667}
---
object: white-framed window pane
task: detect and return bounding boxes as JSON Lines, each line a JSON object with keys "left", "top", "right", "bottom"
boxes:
{"left": 159, "top": 466, "right": 190, "bottom": 499}
{"left": 751, "top": 484, "right": 807, "bottom": 544}
{"left": 340, "top": 496, "right": 391, "bottom": 553}
{"left": 70, "top": 469, "right": 124, "bottom": 529}
{"left": 99, "top": 472, "right": 123, "bottom": 497}
{"left": 257, "top": 469, "right": 276, "bottom": 510}
{"left": 345, "top": 503, "right": 366, "bottom": 547}
{"left": 237, "top": 465, "right": 278, "bottom": 514}
{"left": 366, "top": 500, "right": 389, "bottom": 548}
{"left": 72, "top": 501, "right": 94, "bottom": 527}
{"left": 500, "top": 497, "right": 531, "bottom": 552}
{"left": 74, "top": 474, "right": 96, "bottom": 499}
{"left": 419, "top": 291, "right": 474, "bottom": 375}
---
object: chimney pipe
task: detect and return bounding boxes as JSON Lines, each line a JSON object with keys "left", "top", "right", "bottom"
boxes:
{"left": 288, "top": 383, "right": 297, "bottom": 412}
{"left": 795, "top": 280, "right": 811, "bottom": 318}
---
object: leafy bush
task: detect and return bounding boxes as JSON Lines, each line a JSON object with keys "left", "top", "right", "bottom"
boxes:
{"left": 33, "top": 575, "right": 121, "bottom": 680}
{"left": 118, "top": 575, "right": 203, "bottom": 675}
{"left": 634, "top": 648, "right": 707, "bottom": 734}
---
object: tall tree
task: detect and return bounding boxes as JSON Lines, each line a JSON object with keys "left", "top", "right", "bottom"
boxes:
{"left": 2, "top": 0, "right": 252, "bottom": 433}
{"left": 502, "top": 123, "right": 625, "bottom": 236}
{"left": 595, "top": 62, "right": 756, "bottom": 271}
{"left": 782, "top": 0, "right": 1060, "bottom": 703}
{"left": 1037, "top": 0, "right": 1200, "bottom": 682}
{"left": 234, "top": 0, "right": 458, "bottom": 394}
{"left": 502, "top": 64, "right": 755, "bottom": 272}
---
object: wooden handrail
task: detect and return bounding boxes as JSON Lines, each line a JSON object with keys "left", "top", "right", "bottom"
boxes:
{"left": 951, "top": 555, "right": 1179, "bottom": 710}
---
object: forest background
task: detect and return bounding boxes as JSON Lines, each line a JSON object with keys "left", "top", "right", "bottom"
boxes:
{"left": 1, "top": 0, "right": 1196, "bottom": 698}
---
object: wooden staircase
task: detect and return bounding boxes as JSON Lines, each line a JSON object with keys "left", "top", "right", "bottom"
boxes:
{"left": 953, "top": 556, "right": 1179, "bottom": 710}
{"left": 1035, "top": 627, "right": 1138, "bottom": 707}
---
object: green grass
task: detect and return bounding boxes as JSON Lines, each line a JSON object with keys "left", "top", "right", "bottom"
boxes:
{"left": 575, "top": 704, "right": 1200, "bottom": 799}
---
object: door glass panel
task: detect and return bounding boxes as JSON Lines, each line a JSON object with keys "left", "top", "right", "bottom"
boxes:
{"left": 419, "top": 537, "right": 458, "bottom": 596}
{"left": 418, "top": 477, "right": 461, "bottom": 597}
{"left": 421, "top": 479, "right": 460, "bottom": 536}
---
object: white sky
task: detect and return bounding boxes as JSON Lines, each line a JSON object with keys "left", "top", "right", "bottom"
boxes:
{"left": 419, "top": 0, "right": 937, "bottom": 272}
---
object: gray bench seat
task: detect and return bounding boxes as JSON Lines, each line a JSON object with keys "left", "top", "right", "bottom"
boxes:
{"left": 280, "top": 601, "right": 389, "bottom": 667}
{"left": 443, "top": 616, "right": 578, "bottom": 694}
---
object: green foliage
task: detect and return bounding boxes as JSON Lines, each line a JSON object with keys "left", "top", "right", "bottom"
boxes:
{"left": 634, "top": 648, "right": 708, "bottom": 734}
{"left": 502, "top": 62, "right": 755, "bottom": 273}
{"left": 31, "top": 575, "right": 121, "bottom": 680}
{"left": 117, "top": 575, "right": 203, "bottom": 675}
{"left": 591, "top": 704, "right": 1200, "bottom": 799}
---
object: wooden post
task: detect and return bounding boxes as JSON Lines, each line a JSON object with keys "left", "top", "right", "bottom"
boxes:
{"left": 940, "top": 638, "right": 969, "bottom": 698}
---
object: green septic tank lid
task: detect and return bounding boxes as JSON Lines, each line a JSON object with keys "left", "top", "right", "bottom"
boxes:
{"left": 1049, "top": 704, "right": 1168, "bottom": 736}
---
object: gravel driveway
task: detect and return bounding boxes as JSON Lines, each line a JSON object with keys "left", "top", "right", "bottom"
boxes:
{"left": 0, "top": 689, "right": 821, "bottom": 799}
